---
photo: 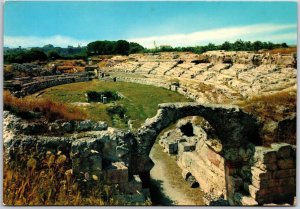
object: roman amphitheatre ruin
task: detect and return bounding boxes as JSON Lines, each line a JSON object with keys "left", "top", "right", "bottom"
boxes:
{"left": 3, "top": 50, "right": 296, "bottom": 206}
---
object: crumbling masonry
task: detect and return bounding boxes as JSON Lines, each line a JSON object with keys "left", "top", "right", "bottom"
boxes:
{"left": 3, "top": 102, "right": 296, "bottom": 205}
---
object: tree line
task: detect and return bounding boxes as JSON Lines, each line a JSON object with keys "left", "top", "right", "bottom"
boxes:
{"left": 4, "top": 39, "right": 290, "bottom": 64}
{"left": 146, "top": 40, "right": 289, "bottom": 54}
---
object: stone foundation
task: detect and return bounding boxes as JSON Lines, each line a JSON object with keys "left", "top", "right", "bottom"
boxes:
{"left": 4, "top": 72, "right": 90, "bottom": 97}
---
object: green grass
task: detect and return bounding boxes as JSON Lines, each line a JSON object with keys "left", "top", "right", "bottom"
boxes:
{"left": 29, "top": 80, "right": 191, "bottom": 129}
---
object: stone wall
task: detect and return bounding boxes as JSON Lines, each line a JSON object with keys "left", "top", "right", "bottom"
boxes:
{"left": 4, "top": 73, "right": 90, "bottom": 97}
{"left": 3, "top": 111, "right": 148, "bottom": 204}
{"left": 239, "top": 143, "right": 296, "bottom": 205}
{"left": 157, "top": 115, "right": 296, "bottom": 206}
{"left": 3, "top": 101, "right": 296, "bottom": 205}
{"left": 114, "top": 76, "right": 216, "bottom": 103}
{"left": 115, "top": 77, "right": 171, "bottom": 89}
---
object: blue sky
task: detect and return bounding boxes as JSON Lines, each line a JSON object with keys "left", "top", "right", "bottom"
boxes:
{"left": 4, "top": 1, "right": 297, "bottom": 48}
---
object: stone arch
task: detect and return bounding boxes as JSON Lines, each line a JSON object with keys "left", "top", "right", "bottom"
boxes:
{"left": 130, "top": 102, "right": 260, "bottom": 175}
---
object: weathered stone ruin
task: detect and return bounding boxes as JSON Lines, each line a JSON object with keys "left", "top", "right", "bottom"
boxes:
{"left": 4, "top": 102, "right": 296, "bottom": 205}
{"left": 4, "top": 72, "right": 90, "bottom": 97}
{"left": 3, "top": 111, "right": 148, "bottom": 205}
{"left": 3, "top": 50, "right": 297, "bottom": 205}
{"left": 159, "top": 117, "right": 296, "bottom": 205}
{"left": 103, "top": 51, "right": 296, "bottom": 104}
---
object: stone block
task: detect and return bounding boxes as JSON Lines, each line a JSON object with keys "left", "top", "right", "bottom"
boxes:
{"left": 254, "top": 147, "right": 277, "bottom": 164}
{"left": 176, "top": 138, "right": 187, "bottom": 143}
{"left": 207, "top": 148, "right": 222, "bottom": 167}
{"left": 255, "top": 161, "right": 278, "bottom": 171}
{"left": 205, "top": 139, "right": 223, "bottom": 153}
{"left": 251, "top": 178, "right": 271, "bottom": 189}
{"left": 166, "top": 141, "right": 178, "bottom": 154}
{"left": 270, "top": 143, "right": 293, "bottom": 159}
{"left": 170, "top": 85, "right": 178, "bottom": 91}
{"left": 240, "top": 196, "right": 258, "bottom": 206}
{"left": 277, "top": 158, "right": 295, "bottom": 170}
{"left": 119, "top": 175, "right": 142, "bottom": 194}
{"left": 276, "top": 177, "right": 295, "bottom": 187}
{"left": 62, "top": 122, "right": 73, "bottom": 132}
{"left": 248, "top": 185, "right": 268, "bottom": 199}
{"left": 273, "top": 169, "right": 296, "bottom": 179}
{"left": 102, "top": 96, "right": 107, "bottom": 104}
{"left": 91, "top": 121, "right": 108, "bottom": 131}
{"left": 89, "top": 154, "right": 103, "bottom": 173}
{"left": 178, "top": 142, "right": 196, "bottom": 153}
{"left": 72, "top": 153, "right": 102, "bottom": 178}
{"left": 104, "top": 162, "right": 128, "bottom": 184}
{"left": 75, "top": 120, "right": 92, "bottom": 132}
{"left": 248, "top": 185, "right": 260, "bottom": 199}
{"left": 251, "top": 167, "right": 271, "bottom": 180}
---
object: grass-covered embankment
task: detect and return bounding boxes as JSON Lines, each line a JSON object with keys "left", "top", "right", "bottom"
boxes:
{"left": 30, "top": 80, "right": 191, "bottom": 129}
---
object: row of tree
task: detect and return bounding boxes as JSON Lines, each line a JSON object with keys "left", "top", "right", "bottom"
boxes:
{"left": 4, "top": 39, "right": 290, "bottom": 64}
{"left": 4, "top": 46, "right": 89, "bottom": 64}
{"left": 146, "top": 40, "right": 289, "bottom": 54}
{"left": 86, "top": 40, "right": 144, "bottom": 55}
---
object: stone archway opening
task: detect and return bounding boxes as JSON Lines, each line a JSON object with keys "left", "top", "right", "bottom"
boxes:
{"left": 154, "top": 116, "right": 228, "bottom": 200}
{"left": 179, "top": 122, "right": 194, "bottom": 137}
{"left": 130, "top": 103, "right": 261, "bottom": 204}
{"left": 148, "top": 116, "right": 210, "bottom": 205}
{"left": 130, "top": 102, "right": 296, "bottom": 206}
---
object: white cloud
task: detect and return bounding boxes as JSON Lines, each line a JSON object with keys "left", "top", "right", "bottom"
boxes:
{"left": 128, "top": 24, "right": 297, "bottom": 48}
{"left": 4, "top": 24, "right": 297, "bottom": 48}
{"left": 4, "top": 35, "right": 91, "bottom": 48}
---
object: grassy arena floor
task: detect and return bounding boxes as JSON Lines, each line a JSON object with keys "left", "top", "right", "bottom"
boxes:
{"left": 29, "top": 79, "right": 191, "bottom": 129}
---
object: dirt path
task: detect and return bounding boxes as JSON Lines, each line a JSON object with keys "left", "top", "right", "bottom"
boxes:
{"left": 149, "top": 143, "right": 205, "bottom": 206}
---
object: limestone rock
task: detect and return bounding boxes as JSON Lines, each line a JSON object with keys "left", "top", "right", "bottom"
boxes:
{"left": 104, "top": 162, "right": 129, "bottom": 184}
{"left": 270, "top": 143, "right": 293, "bottom": 159}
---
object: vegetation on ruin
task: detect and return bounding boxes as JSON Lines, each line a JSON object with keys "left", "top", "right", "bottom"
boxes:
{"left": 236, "top": 87, "right": 296, "bottom": 123}
{"left": 86, "top": 90, "right": 120, "bottom": 102}
{"left": 4, "top": 91, "right": 87, "bottom": 121}
{"left": 3, "top": 151, "right": 122, "bottom": 206}
{"left": 261, "top": 47, "right": 297, "bottom": 55}
{"left": 29, "top": 80, "right": 191, "bottom": 128}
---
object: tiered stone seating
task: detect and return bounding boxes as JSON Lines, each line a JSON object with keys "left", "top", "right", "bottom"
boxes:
{"left": 134, "top": 62, "right": 159, "bottom": 74}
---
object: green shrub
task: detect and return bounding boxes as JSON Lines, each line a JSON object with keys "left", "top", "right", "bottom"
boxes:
{"left": 86, "top": 91, "right": 120, "bottom": 103}
{"left": 106, "top": 105, "right": 127, "bottom": 119}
